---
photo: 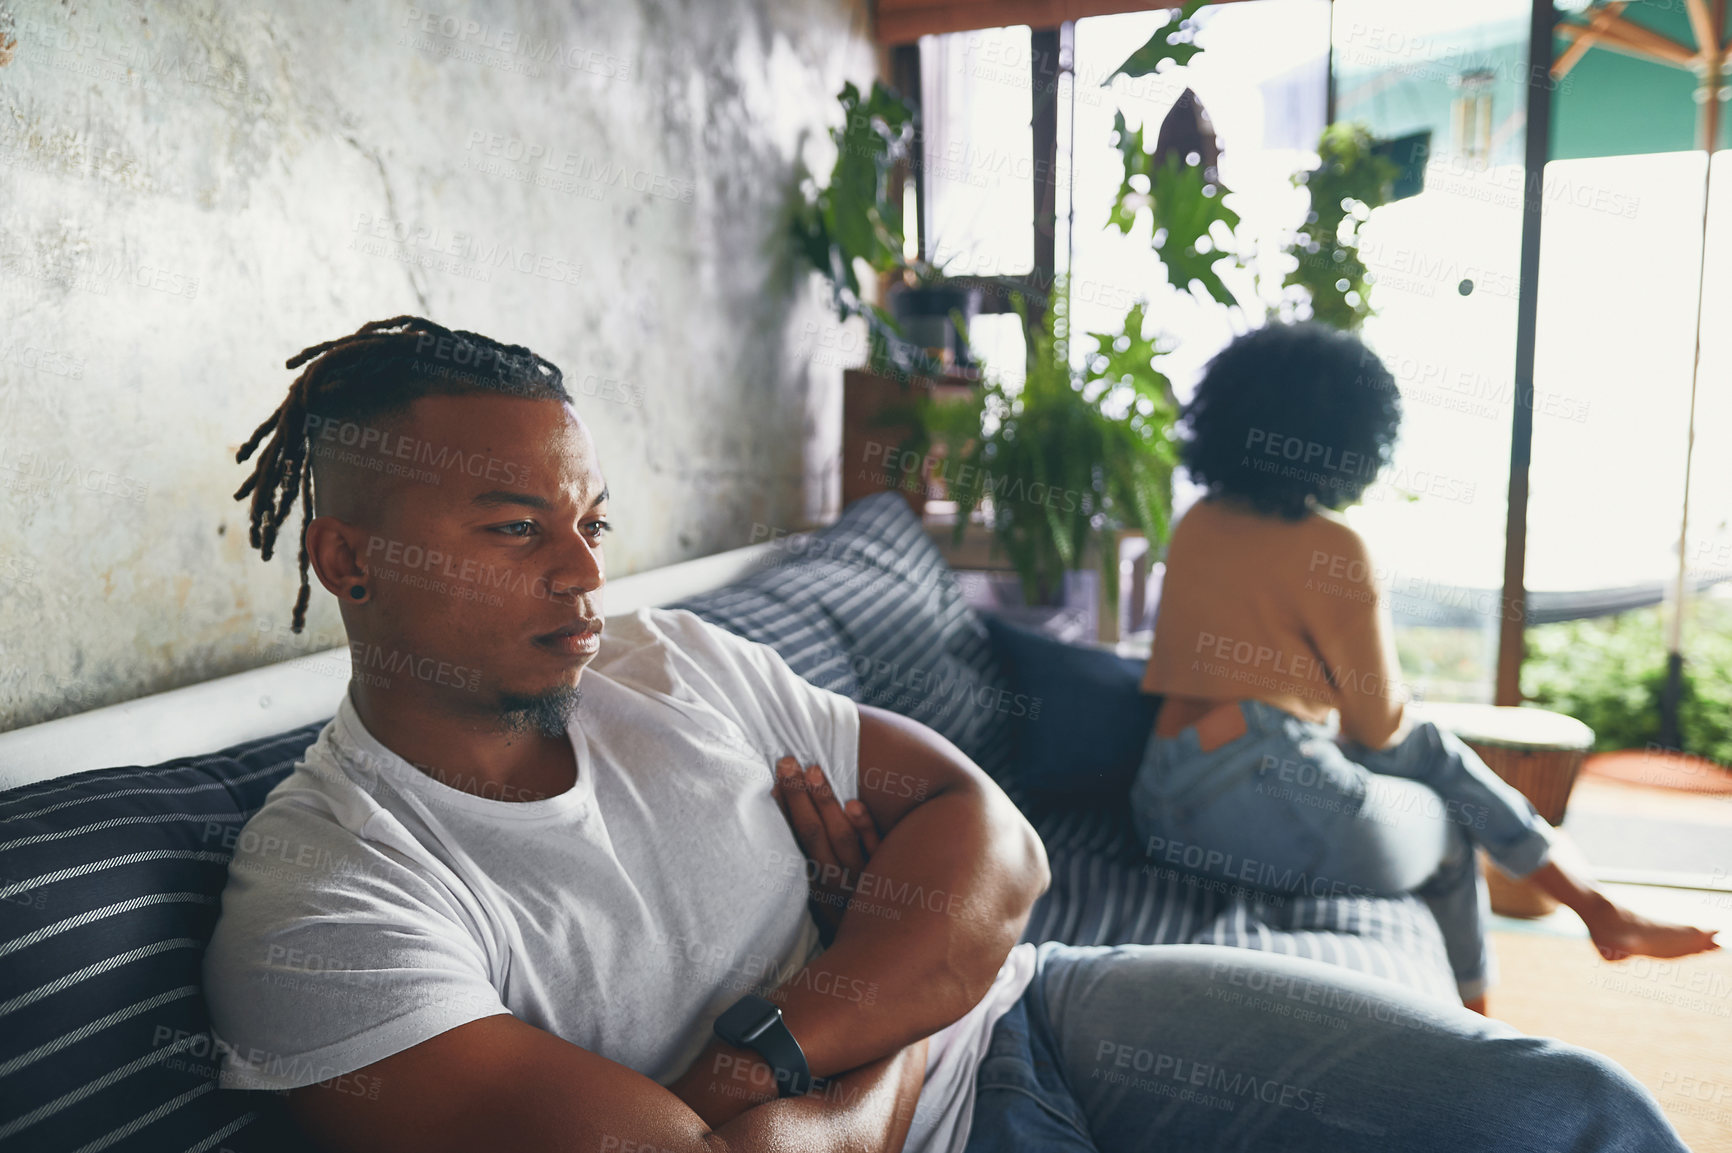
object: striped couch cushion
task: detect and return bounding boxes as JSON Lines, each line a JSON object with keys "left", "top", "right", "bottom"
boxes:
{"left": 671, "top": 492, "right": 1016, "bottom": 785}
{"left": 0, "top": 723, "right": 325, "bottom": 1153}
{"left": 1016, "top": 792, "right": 1459, "bottom": 1002}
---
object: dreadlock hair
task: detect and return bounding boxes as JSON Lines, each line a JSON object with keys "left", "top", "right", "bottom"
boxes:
{"left": 234, "top": 315, "right": 571, "bottom": 633}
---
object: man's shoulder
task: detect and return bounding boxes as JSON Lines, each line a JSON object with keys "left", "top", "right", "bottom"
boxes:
{"left": 594, "top": 605, "right": 698, "bottom": 650}
{"left": 588, "top": 607, "right": 844, "bottom": 741}
{"left": 239, "top": 722, "right": 380, "bottom": 840}
{"left": 590, "top": 606, "right": 744, "bottom": 682}
{"left": 216, "top": 764, "right": 396, "bottom": 910}
{"left": 212, "top": 729, "right": 451, "bottom": 921}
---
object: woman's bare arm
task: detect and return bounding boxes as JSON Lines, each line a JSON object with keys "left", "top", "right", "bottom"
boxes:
{"left": 1303, "top": 521, "right": 1409, "bottom": 749}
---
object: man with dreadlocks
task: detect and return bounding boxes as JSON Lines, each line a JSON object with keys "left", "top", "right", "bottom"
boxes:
{"left": 203, "top": 317, "right": 1690, "bottom": 1153}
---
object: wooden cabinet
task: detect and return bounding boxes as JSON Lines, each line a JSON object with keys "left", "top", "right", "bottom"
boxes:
{"left": 840, "top": 368, "right": 977, "bottom": 517}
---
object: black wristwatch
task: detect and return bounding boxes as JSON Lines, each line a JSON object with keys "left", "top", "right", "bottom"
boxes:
{"left": 713, "top": 993, "right": 813, "bottom": 1097}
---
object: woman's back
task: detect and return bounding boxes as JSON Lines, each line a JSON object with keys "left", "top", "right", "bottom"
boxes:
{"left": 1141, "top": 496, "right": 1407, "bottom": 747}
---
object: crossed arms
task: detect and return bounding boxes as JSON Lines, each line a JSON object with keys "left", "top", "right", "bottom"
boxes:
{"left": 286, "top": 703, "right": 1052, "bottom": 1153}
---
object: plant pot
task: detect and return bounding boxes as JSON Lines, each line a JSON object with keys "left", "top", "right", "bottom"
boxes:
{"left": 888, "top": 283, "right": 983, "bottom": 369}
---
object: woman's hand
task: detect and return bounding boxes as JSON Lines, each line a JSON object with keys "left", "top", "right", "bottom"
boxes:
{"left": 772, "top": 756, "right": 881, "bottom": 945}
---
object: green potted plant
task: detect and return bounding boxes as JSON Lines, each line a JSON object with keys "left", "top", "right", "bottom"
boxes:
{"left": 886, "top": 5, "right": 1410, "bottom": 623}
{"left": 791, "top": 79, "right": 992, "bottom": 513}
{"left": 909, "top": 284, "right": 1179, "bottom": 620}
{"left": 791, "top": 79, "right": 979, "bottom": 378}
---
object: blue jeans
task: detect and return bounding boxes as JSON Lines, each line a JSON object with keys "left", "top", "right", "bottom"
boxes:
{"left": 963, "top": 940, "right": 1687, "bottom": 1152}
{"left": 1126, "top": 699, "right": 1557, "bottom": 1001}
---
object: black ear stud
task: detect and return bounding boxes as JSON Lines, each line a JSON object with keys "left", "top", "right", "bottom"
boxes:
{"left": 349, "top": 585, "right": 366, "bottom": 600}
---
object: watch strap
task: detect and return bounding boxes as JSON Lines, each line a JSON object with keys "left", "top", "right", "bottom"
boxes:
{"left": 714, "top": 994, "right": 813, "bottom": 1097}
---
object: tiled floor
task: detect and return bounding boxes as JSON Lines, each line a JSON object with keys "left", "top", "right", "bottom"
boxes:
{"left": 1490, "top": 774, "right": 1732, "bottom": 1150}
{"left": 1563, "top": 771, "right": 1732, "bottom": 884}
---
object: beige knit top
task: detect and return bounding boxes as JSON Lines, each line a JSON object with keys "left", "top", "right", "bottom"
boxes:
{"left": 1140, "top": 496, "right": 1409, "bottom": 748}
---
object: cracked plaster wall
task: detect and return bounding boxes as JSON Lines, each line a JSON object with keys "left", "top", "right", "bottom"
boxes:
{"left": 0, "top": 0, "right": 874, "bottom": 730}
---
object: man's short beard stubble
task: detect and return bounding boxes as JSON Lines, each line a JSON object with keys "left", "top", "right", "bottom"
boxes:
{"left": 496, "top": 684, "right": 585, "bottom": 739}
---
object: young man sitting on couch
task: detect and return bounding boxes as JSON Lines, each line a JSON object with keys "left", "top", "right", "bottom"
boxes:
{"left": 204, "top": 316, "right": 1689, "bottom": 1152}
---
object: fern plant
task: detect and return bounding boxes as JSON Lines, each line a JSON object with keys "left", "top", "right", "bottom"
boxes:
{"left": 908, "top": 283, "right": 1180, "bottom": 609}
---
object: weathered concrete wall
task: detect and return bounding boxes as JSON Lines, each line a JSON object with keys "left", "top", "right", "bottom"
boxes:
{"left": 0, "top": 0, "right": 872, "bottom": 729}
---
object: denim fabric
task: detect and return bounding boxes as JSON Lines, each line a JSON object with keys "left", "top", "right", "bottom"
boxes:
{"left": 963, "top": 941, "right": 1687, "bottom": 1153}
{"left": 962, "top": 942, "right": 1099, "bottom": 1153}
{"left": 1127, "top": 700, "right": 1556, "bottom": 1001}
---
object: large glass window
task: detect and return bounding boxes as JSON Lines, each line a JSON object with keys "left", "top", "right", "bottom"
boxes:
{"left": 917, "top": 25, "right": 1038, "bottom": 378}
{"left": 918, "top": 26, "right": 1037, "bottom": 279}
{"left": 1529, "top": 151, "right": 1715, "bottom": 592}
{"left": 1329, "top": 0, "right": 1534, "bottom": 702}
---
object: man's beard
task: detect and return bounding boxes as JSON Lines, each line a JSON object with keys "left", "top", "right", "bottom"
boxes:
{"left": 496, "top": 684, "right": 584, "bottom": 739}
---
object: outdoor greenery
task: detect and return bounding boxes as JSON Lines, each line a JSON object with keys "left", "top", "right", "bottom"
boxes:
{"left": 1523, "top": 598, "right": 1732, "bottom": 764}
{"left": 1279, "top": 122, "right": 1401, "bottom": 330}
{"left": 1394, "top": 626, "right": 1493, "bottom": 704}
{"left": 910, "top": 287, "right": 1180, "bottom": 609}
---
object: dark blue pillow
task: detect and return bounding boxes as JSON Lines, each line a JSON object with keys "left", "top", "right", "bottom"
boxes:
{"left": 983, "top": 614, "right": 1162, "bottom": 802}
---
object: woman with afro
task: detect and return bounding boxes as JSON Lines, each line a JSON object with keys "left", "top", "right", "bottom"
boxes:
{"left": 1132, "top": 322, "right": 1716, "bottom": 1012}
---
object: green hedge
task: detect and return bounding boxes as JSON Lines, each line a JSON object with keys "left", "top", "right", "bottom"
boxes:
{"left": 1522, "top": 598, "right": 1732, "bottom": 764}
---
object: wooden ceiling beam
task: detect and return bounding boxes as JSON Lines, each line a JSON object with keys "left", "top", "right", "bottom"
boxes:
{"left": 871, "top": 0, "right": 1260, "bottom": 45}
{"left": 1683, "top": 0, "right": 1720, "bottom": 64}
{"left": 1553, "top": 1, "right": 1628, "bottom": 80}
{"left": 1593, "top": 11, "right": 1700, "bottom": 66}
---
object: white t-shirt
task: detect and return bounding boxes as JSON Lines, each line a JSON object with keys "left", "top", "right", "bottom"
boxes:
{"left": 203, "top": 606, "right": 1036, "bottom": 1153}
